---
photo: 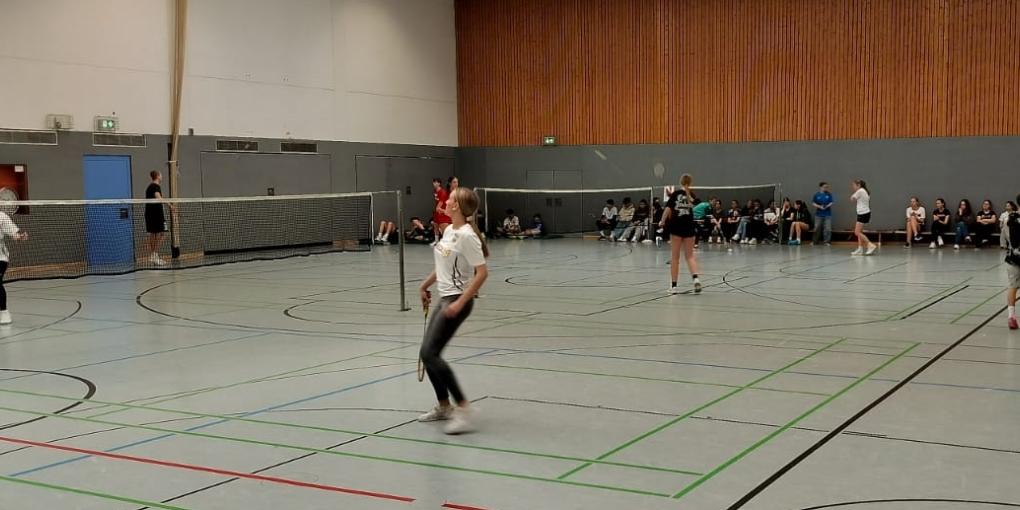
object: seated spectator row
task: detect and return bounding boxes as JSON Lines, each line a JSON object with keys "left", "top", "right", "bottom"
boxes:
{"left": 588, "top": 189, "right": 1017, "bottom": 250}
{"left": 904, "top": 198, "right": 1016, "bottom": 249}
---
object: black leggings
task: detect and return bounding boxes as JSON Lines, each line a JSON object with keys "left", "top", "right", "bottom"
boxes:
{"left": 420, "top": 295, "right": 474, "bottom": 404}
{"left": 0, "top": 261, "right": 7, "bottom": 311}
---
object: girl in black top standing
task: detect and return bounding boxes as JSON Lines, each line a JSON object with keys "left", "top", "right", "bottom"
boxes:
{"left": 145, "top": 171, "right": 168, "bottom": 266}
{"left": 954, "top": 199, "right": 974, "bottom": 250}
{"left": 974, "top": 200, "right": 997, "bottom": 248}
{"left": 659, "top": 174, "right": 701, "bottom": 294}
{"left": 929, "top": 198, "right": 950, "bottom": 249}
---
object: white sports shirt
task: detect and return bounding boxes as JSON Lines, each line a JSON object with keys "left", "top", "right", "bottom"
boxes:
{"left": 434, "top": 223, "right": 486, "bottom": 297}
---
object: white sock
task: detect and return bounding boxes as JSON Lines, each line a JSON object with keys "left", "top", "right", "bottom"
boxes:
{"left": 1010, "top": 305, "right": 1016, "bottom": 318}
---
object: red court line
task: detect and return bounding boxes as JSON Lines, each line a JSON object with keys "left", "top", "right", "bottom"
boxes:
{"left": 0, "top": 435, "right": 414, "bottom": 503}
{"left": 442, "top": 503, "right": 490, "bottom": 510}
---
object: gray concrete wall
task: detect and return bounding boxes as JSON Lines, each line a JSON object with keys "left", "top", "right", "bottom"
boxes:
{"left": 459, "top": 137, "right": 1020, "bottom": 231}
{"left": 0, "top": 131, "right": 458, "bottom": 200}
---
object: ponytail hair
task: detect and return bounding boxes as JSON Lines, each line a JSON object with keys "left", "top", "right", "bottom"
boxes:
{"left": 854, "top": 179, "right": 868, "bottom": 193}
{"left": 679, "top": 173, "right": 694, "bottom": 199}
{"left": 451, "top": 187, "right": 489, "bottom": 258}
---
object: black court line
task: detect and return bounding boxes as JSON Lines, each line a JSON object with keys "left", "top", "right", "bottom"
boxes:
{"left": 488, "top": 396, "right": 1020, "bottom": 456}
{"left": 899, "top": 285, "right": 970, "bottom": 319}
{"left": 843, "top": 261, "right": 908, "bottom": 283}
{"left": 0, "top": 416, "right": 206, "bottom": 458}
{"left": 0, "top": 298, "right": 82, "bottom": 345}
{"left": 799, "top": 499, "right": 1020, "bottom": 509}
{"left": 0, "top": 369, "right": 97, "bottom": 431}
{"left": 727, "top": 305, "right": 1008, "bottom": 510}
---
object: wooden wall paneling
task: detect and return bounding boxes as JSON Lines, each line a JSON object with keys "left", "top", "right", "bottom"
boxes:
{"left": 456, "top": 0, "right": 1020, "bottom": 146}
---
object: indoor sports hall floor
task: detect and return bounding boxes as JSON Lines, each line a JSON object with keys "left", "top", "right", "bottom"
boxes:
{"left": 1, "top": 240, "right": 1017, "bottom": 510}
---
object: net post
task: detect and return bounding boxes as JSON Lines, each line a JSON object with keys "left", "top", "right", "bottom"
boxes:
{"left": 369, "top": 191, "right": 375, "bottom": 249}
{"left": 396, "top": 189, "right": 410, "bottom": 312}
{"left": 483, "top": 188, "right": 489, "bottom": 237}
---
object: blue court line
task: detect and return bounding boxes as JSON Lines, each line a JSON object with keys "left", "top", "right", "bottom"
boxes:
{"left": 10, "top": 349, "right": 499, "bottom": 477}
{"left": 0, "top": 332, "right": 271, "bottom": 383}
{"left": 503, "top": 350, "right": 1020, "bottom": 395}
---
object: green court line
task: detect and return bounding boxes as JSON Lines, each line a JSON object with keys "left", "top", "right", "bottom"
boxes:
{"left": 448, "top": 360, "right": 831, "bottom": 397}
{"left": 950, "top": 287, "right": 1005, "bottom": 324}
{"left": 884, "top": 279, "right": 972, "bottom": 321}
{"left": 555, "top": 337, "right": 848, "bottom": 481}
{"left": 0, "top": 403, "right": 691, "bottom": 495}
{"left": 81, "top": 343, "right": 415, "bottom": 418}
{"left": 0, "top": 474, "right": 192, "bottom": 510}
{"left": 671, "top": 342, "right": 919, "bottom": 499}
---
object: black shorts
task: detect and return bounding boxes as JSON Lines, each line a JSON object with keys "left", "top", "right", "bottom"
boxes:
{"left": 145, "top": 209, "right": 167, "bottom": 234}
{"left": 668, "top": 219, "right": 697, "bottom": 238}
{"left": 856, "top": 213, "right": 871, "bottom": 224}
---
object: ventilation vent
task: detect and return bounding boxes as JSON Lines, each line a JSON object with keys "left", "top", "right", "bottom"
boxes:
{"left": 216, "top": 139, "right": 259, "bottom": 152}
{"left": 93, "top": 133, "right": 146, "bottom": 147}
{"left": 281, "top": 141, "right": 317, "bottom": 153}
{"left": 0, "top": 129, "right": 58, "bottom": 145}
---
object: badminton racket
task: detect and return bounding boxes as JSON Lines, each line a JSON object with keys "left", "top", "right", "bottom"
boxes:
{"left": 418, "top": 292, "right": 430, "bottom": 382}
{"left": 0, "top": 188, "right": 19, "bottom": 216}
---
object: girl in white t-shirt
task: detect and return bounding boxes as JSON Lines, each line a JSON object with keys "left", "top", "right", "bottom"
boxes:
{"left": 0, "top": 211, "right": 28, "bottom": 325}
{"left": 850, "top": 180, "right": 877, "bottom": 256}
{"left": 904, "top": 197, "right": 926, "bottom": 247}
{"left": 417, "top": 187, "right": 489, "bottom": 434}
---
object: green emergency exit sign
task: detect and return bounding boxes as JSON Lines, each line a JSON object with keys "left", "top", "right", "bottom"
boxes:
{"left": 95, "top": 116, "right": 118, "bottom": 132}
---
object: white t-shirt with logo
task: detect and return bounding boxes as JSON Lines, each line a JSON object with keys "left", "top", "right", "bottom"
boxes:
{"left": 0, "top": 212, "right": 20, "bottom": 263}
{"left": 602, "top": 206, "right": 618, "bottom": 220}
{"left": 434, "top": 223, "right": 486, "bottom": 297}
{"left": 905, "top": 206, "right": 925, "bottom": 220}
{"left": 852, "top": 189, "right": 871, "bottom": 215}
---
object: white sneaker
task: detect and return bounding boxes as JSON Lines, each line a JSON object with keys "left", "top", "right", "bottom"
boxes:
{"left": 693, "top": 279, "right": 702, "bottom": 293}
{"left": 954, "top": 244, "right": 960, "bottom": 250}
{"left": 866, "top": 244, "right": 878, "bottom": 256}
{"left": 749, "top": 239, "right": 757, "bottom": 245}
{"left": 732, "top": 235, "right": 740, "bottom": 241}
{"left": 0, "top": 310, "right": 11, "bottom": 325}
{"left": 149, "top": 254, "right": 167, "bottom": 266}
{"left": 608, "top": 236, "right": 615, "bottom": 242}
{"left": 418, "top": 405, "right": 453, "bottom": 422}
{"left": 668, "top": 285, "right": 681, "bottom": 295}
{"left": 641, "top": 239, "right": 652, "bottom": 244}
{"left": 851, "top": 247, "right": 863, "bottom": 256}
{"left": 937, "top": 236, "right": 944, "bottom": 247}
{"left": 929, "top": 241, "right": 936, "bottom": 249}
{"left": 444, "top": 406, "right": 475, "bottom": 435}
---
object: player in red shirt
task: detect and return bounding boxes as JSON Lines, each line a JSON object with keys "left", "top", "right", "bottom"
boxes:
{"left": 433, "top": 178, "right": 452, "bottom": 238}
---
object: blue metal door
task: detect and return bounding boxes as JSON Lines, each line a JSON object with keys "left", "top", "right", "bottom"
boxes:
{"left": 83, "top": 155, "right": 134, "bottom": 267}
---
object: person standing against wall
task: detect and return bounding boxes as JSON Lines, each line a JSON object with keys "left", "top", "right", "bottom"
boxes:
{"left": 812, "top": 182, "right": 833, "bottom": 246}
{"left": 145, "top": 171, "right": 169, "bottom": 266}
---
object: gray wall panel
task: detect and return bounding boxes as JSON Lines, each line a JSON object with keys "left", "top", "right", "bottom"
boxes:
{"left": 460, "top": 137, "right": 1020, "bottom": 231}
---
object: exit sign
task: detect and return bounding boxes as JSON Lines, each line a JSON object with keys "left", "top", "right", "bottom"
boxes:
{"left": 542, "top": 135, "right": 557, "bottom": 146}
{"left": 95, "top": 116, "right": 118, "bottom": 132}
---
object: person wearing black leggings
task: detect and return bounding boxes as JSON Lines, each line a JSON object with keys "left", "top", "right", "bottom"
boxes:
{"left": 0, "top": 211, "right": 28, "bottom": 325}
{"left": 417, "top": 186, "right": 489, "bottom": 435}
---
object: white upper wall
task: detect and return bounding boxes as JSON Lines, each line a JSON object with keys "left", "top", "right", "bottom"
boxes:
{"left": 336, "top": 0, "right": 457, "bottom": 144}
{"left": 0, "top": 0, "right": 457, "bottom": 146}
{"left": 0, "top": 0, "right": 172, "bottom": 134}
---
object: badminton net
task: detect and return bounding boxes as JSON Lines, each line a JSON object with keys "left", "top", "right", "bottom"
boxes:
{"left": 0, "top": 192, "right": 376, "bottom": 281}
{"left": 480, "top": 184, "right": 782, "bottom": 236}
